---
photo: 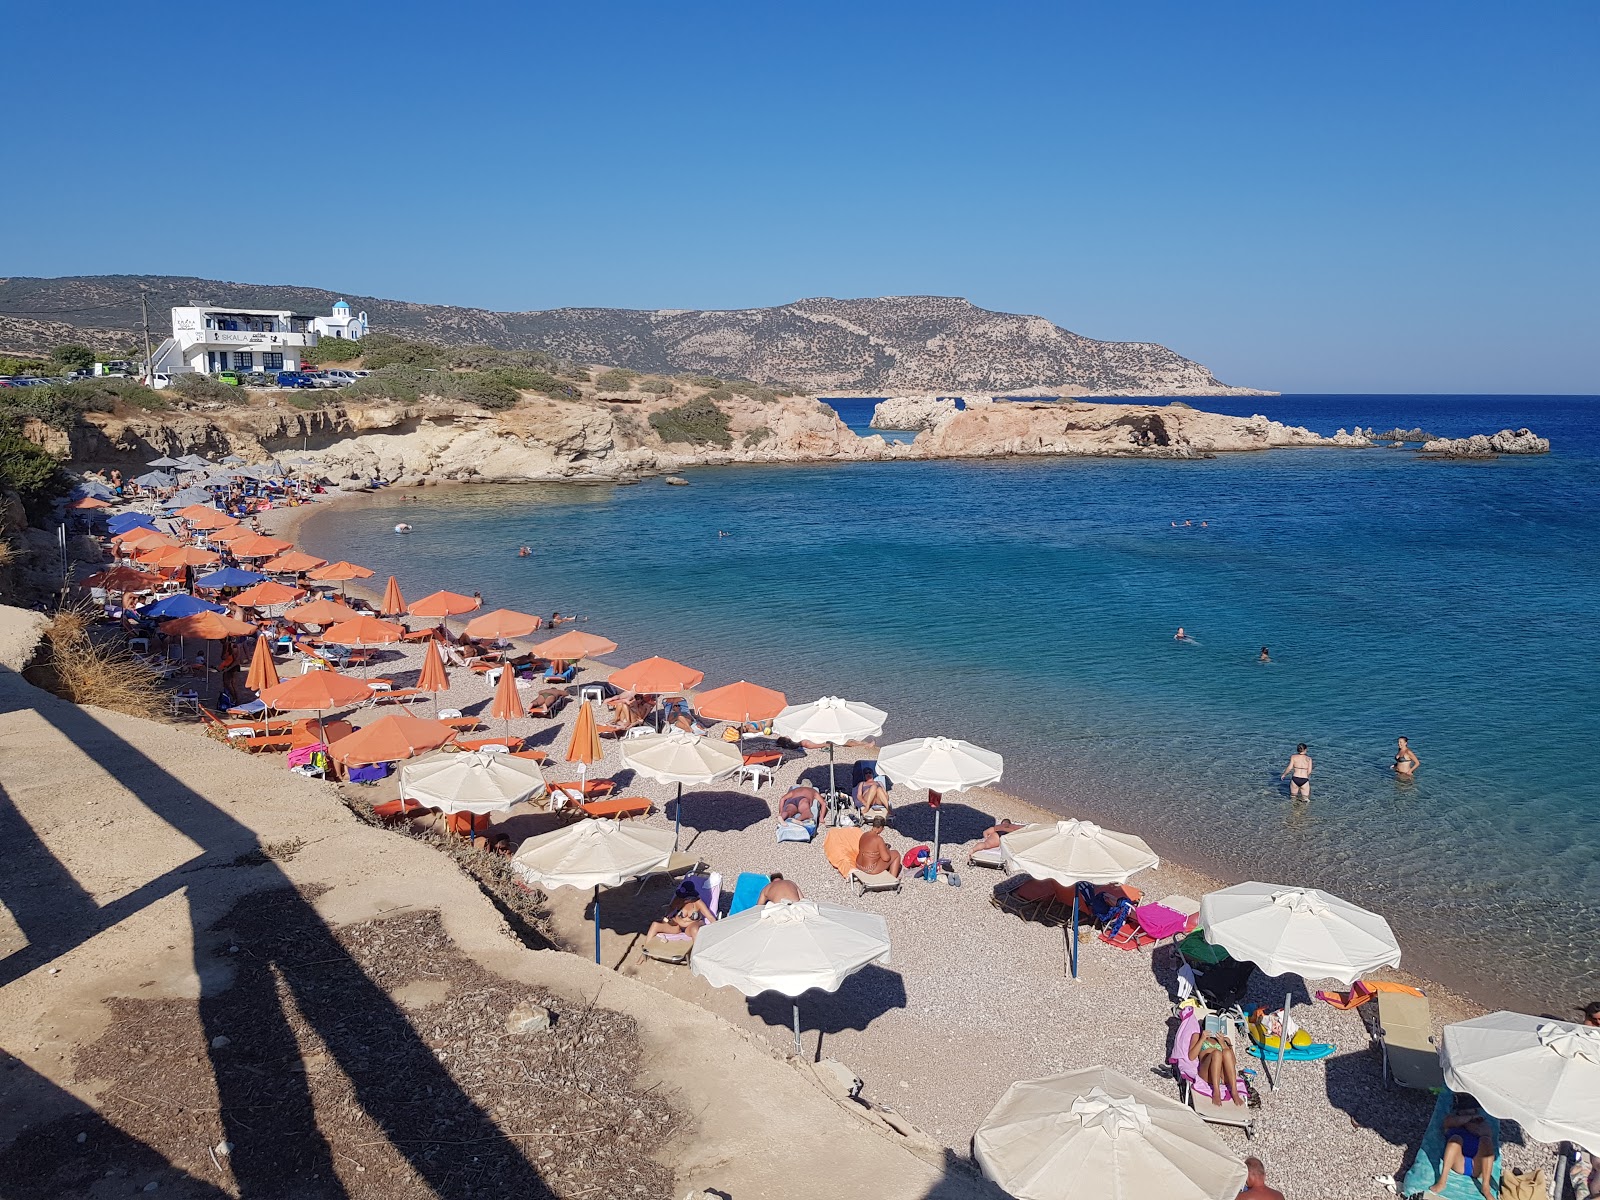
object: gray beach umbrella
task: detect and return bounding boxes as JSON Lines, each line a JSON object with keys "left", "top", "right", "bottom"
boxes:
{"left": 220, "top": 455, "right": 246, "bottom": 465}
{"left": 146, "top": 456, "right": 184, "bottom": 468}
{"left": 132, "top": 471, "right": 176, "bottom": 489}
{"left": 620, "top": 729, "right": 744, "bottom": 850}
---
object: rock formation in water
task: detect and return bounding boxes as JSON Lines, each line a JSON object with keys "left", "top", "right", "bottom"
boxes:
{"left": 1420, "top": 428, "right": 1550, "bottom": 457}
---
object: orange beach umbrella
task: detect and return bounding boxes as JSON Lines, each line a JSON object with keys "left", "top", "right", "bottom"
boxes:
{"left": 380, "top": 575, "right": 406, "bottom": 617}
{"left": 417, "top": 638, "right": 449, "bottom": 701}
{"left": 309, "top": 560, "right": 374, "bottom": 582}
{"left": 142, "top": 544, "right": 222, "bottom": 568}
{"left": 465, "top": 608, "right": 541, "bottom": 642}
{"left": 322, "top": 615, "right": 404, "bottom": 647}
{"left": 259, "top": 670, "right": 374, "bottom": 713}
{"left": 159, "top": 611, "right": 257, "bottom": 640}
{"left": 328, "top": 713, "right": 455, "bottom": 767}
{"left": 531, "top": 629, "right": 618, "bottom": 661}
{"left": 207, "top": 525, "right": 256, "bottom": 544}
{"left": 565, "top": 701, "right": 603, "bottom": 787}
{"left": 184, "top": 509, "right": 238, "bottom": 531}
{"left": 409, "top": 590, "right": 481, "bottom": 619}
{"left": 70, "top": 496, "right": 110, "bottom": 510}
{"left": 232, "top": 579, "right": 305, "bottom": 609}
{"left": 229, "top": 534, "right": 293, "bottom": 559}
{"left": 175, "top": 504, "right": 223, "bottom": 521}
{"left": 609, "top": 656, "right": 704, "bottom": 696}
{"left": 490, "top": 661, "right": 525, "bottom": 729}
{"left": 245, "top": 634, "right": 281, "bottom": 693}
{"left": 262, "top": 551, "right": 328, "bottom": 574}
{"left": 695, "top": 680, "right": 788, "bottom": 723}
{"left": 116, "top": 528, "right": 174, "bottom": 551}
{"left": 284, "top": 597, "right": 360, "bottom": 626}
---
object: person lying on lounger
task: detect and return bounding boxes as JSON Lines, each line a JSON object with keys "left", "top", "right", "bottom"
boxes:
{"left": 853, "top": 769, "right": 888, "bottom": 812}
{"left": 779, "top": 785, "right": 819, "bottom": 823}
{"left": 758, "top": 873, "right": 802, "bottom": 904}
{"left": 1189, "top": 1022, "right": 1245, "bottom": 1107}
{"left": 969, "top": 819, "right": 1027, "bottom": 860}
{"left": 857, "top": 820, "right": 902, "bottom": 878}
{"left": 646, "top": 880, "right": 716, "bottom": 941}
{"left": 1430, "top": 1095, "right": 1496, "bottom": 1200}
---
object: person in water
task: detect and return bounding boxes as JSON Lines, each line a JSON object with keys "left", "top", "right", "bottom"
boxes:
{"left": 1174, "top": 627, "right": 1194, "bottom": 642}
{"left": 517, "top": 546, "right": 531, "bottom": 557}
{"left": 1258, "top": 646, "right": 1271, "bottom": 663}
{"left": 1394, "top": 735, "right": 1420, "bottom": 778}
{"left": 1281, "top": 743, "right": 1313, "bottom": 799}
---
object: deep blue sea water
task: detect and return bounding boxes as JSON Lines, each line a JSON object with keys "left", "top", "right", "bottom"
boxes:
{"left": 301, "top": 395, "right": 1600, "bottom": 1011}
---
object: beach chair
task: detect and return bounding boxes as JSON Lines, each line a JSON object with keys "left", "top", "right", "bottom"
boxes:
{"left": 543, "top": 663, "right": 576, "bottom": 685}
{"left": 370, "top": 688, "right": 427, "bottom": 706}
{"left": 990, "top": 877, "right": 1073, "bottom": 927}
{"left": 1374, "top": 990, "right": 1445, "bottom": 1090}
{"left": 849, "top": 868, "right": 902, "bottom": 896}
{"left": 526, "top": 689, "right": 568, "bottom": 719}
{"left": 728, "top": 873, "right": 769, "bottom": 916}
{"left": 1169, "top": 1002, "right": 1258, "bottom": 1138}
{"left": 640, "top": 872, "right": 722, "bottom": 965}
{"left": 968, "top": 845, "right": 1006, "bottom": 870}
{"left": 455, "top": 736, "right": 520, "bottom": 752}
{"left": 439, "top": 716, "right": 486, "bottom": 732}
{"left": 1399, "top": 1090, "right": 1503, "bottom": 1200}
{"left": 776, "top": 797, "right": 821, "bottom": 843}
{"left": 577, "top": 796, "right": 653, "bottom": 821}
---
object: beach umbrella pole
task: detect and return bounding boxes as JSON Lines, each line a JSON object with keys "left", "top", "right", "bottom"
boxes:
{"left": 593, "top": 886, "right": 602, "bottom": 965}
{"left": 672, "top": 782, "right": 683, "bottom": 850}
{"left": 792, "top": 1003, "right": 802, "bottom": 1057}
{"left": 828, "top": 744, "right": 836, "bottom": 796}
{"left": 1276, "top": 988, "right": 1290, "bottom": 1086}
{"left": 1069, "top": 892, "right": 1080, "bottom": 979}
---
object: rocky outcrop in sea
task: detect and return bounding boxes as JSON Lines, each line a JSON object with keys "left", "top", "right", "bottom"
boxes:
{"left": 1420, "top": 428, "right": 1550, "bottom": 457}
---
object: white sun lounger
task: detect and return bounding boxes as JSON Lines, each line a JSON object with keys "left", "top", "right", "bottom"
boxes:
{"left": 850, "top": 868, "right": 902, "bottom": 896}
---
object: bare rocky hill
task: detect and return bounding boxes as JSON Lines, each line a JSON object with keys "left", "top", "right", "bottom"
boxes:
{"left": 0, "top": 275, "right": 1266, "bottom": 394}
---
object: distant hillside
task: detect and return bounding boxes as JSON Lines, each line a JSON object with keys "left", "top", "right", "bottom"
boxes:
{"left": 0, "top": 275, "right": 1264, "bottom": 394}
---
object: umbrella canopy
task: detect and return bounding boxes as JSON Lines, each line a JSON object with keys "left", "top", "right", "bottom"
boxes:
{"left": 75, "top": 480, "right": 116, "bottom": 498}
{"left": 531, "top": 629, "right": 618, "bottom": 661}
{"left": 229, "top": 534, "right": 294, "bottom": 559}
{"left": 147, "top": 456, "right": 184, "bottom": 468}
{"left": 512, "top": 818, "right": 675, "bottom": 891}
{"left": 465, "top": 608, "right": 541, "bottom": 641}
{"left": 284, "top": 597, "right": 361, "bottom": 626}
{"left": 321, "top": 615, "right": 404, "bottom": 647}
{"left": 973, "top": 1066, "right": 1247, "bottom": 1200}
{"left": 1002, "top": 820, "right": 1158, "bottom": 887}
{"left": 399, "top": 750, "right": 546, "bottom": 815}
{"left": 159, "top": 611, "right": 258, "bottom": 640}
{"left": 184, "top": 509, "right": 239, "bottom": 532}
{"left": 246, "top": 635, "right": 280, "bottom": 693}
{"left": 165, "top": 489, "right": 215, "bottom": 507}
{"left": 566, "top": 702, "right": 602, "bottom": 768}
{"left": 409, "top": 590, "right": 481, "bottom": 618}
{"left": 259, "top": 670, "right": 374, "bottom": 713}
{"left": 608, "top": 655, "right": 704, "bottom": 694}
{"left": 1441, "top": 1013, "right": 1600, "bottom": 1152}
{"left": 262, "top": 550, "right": 329, "bottom": 574}
{"left": 308, "top": 560, "right": 374, "bottom": 582}
{"left": 85, "top": 565, "right": 156, "bottom": 591}
{"left": 773, "top": 695, "right": 887, "bottom": 745}
{"left": 380, "top": 575, "right": 406, "bottom": 617}
{"left": 694, "top": 680, "right": 787, "bottom": 723}
{"left": 115, "top": 527, "right": 174, "bottom": 550}
{"left": 328, "top": 713, "right": 456, "bottom": 766}
{"left": 232, "top": 580, "right": 305, "bottom": 608}
{"left": 489, "top": 661, "right": 525, "bottom": 722}
{"left": 1198, "top": 883, "right": 1401, "bottom": 986}
{"left": 877, "top": 736, "right": 1003, "bottom": 793}
{"left": 177, "top": 454, "right": 213, "bottom": 469}
{"left": 140, "top": 593, "right": 226, "bottom": 621}
{"left": 130, "top": 472, "right": 175, "bottom": 489}
{"left": 106, "top": 512, "right": 157, "bottom": 533}
{"left": 690, "top": 899, "right": 891, "bottom": 997}
{"left": 417, "top": 639, "right": 449, "bottom": 693}
{"left": 208, "top": 525, "right": 256, "bottom": 544}
{"left": 141, "top": 544, "right": 221, "bottom": 568}
{"left": 193, "top": 567, "right": 267, "bottom": 590}
{"left": 220, "top": 455, "right": 246, "bottom": 465}
{"left": 69, "top": 496, "right": 110, "bottom": 510}
{"left": 620, "top": 729, "right": 742, "bottom": 786}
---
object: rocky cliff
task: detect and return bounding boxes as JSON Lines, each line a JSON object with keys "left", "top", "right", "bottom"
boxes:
{"left": 0, "top": 275, "right": 1269, "bottom": 395}
{"left": 1421, "top": 428, "right": 1550, "bottom": 457}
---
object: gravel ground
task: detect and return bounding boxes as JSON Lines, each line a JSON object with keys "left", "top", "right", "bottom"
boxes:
{"left": 246, "top": 501, "right": 1563, "bottom": 1199}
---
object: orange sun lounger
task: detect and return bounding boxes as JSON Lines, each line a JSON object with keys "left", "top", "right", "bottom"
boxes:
{"left": 576, "top": 796, "right": 652, "bottom": 820}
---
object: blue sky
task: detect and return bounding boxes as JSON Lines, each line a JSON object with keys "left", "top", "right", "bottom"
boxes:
{"left": 2, "top": 1, "right": 1595, "bottom": 392}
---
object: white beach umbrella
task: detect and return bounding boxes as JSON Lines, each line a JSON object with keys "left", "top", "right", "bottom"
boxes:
{"left": 1200, "top": 882, "right": 1401, "bottom": 1084}
{"left": 772, "top": 696, "right": 887, "bottom": 796}
{"left": 877, "top": 735, "right": 1003, "bottom": 875}
{"left": 620, "top": 729, "right": 743, "bottom": 849}
{"left": 512, "top": 818, "right": 674, "bottom": 963}
{"left": 974, "top": 1066, "right": 1247, "bottom": 1200}
{"left": 398, "top": 749, "right": 546, "bottom": 815}
{"left": 1002, "top": 820, "right": 1159, "bottom": 977}
{"left": 1442, "top": 1013, "right": 1600, "bottom": 1153}
{"left": 690, "top": 899, "right": 892, "bottom": 1055}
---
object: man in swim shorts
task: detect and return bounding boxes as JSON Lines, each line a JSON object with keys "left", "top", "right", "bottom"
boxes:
{"left": 759, "top": 873, "right": 802, "bottom": 904}
{"left": 1281, "top": 744, "right": 1313, "bottom": 799}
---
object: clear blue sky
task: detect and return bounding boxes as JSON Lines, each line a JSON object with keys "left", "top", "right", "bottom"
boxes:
{"left": 3, "top": 1, "right": 1595, "bottom": 392}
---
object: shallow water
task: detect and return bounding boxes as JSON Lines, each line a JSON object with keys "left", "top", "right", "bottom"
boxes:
{"left": 301, "top": 394, "right": 1600, "bottom": 1012}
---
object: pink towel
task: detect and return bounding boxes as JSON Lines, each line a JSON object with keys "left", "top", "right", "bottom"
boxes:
{"left": 1136, "top": 902, "right": 1194, "bottom": 941}
{"left": 1170, "top": 1007, "right": 1249, "bottom": 1102}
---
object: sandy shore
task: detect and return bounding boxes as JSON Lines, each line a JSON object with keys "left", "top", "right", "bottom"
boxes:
{"left": 249, "top": 487, "right": 1564, "bottom": 1199}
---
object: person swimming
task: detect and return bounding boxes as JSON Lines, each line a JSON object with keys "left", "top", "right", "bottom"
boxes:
{"left": 1258, "top": 646, "right": 1271, "bottom": 663}
{"left": 1394, "top": 735, "right": 1420, "bottom": 778}
{"left": 517, "top": 546, "right": 531, "bottom": 557}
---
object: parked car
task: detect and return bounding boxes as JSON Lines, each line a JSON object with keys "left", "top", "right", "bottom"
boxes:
{"left": 275, "top": 371, "right": 317, "bottom": 389}
{"left": 150, "top": 373, "right": 173, "bottom": 390}
{"left": 217, "top": 371, "right": 244, "bottom": 386}
{"left": 316, "top": 369, "right": 362, "bottom": 387}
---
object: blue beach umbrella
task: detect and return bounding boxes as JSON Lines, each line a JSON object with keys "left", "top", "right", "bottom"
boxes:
{"left": 140, "top": 594, "right": 227, "bottom": 620}
{"left": 194, "top": 567, "right": 266, "bottom": 591}
{"left": 74, "top": 480, "right": 116, "bottom": 499}
{"left": 108, "top": 512, "right": 158, "bottom": 534}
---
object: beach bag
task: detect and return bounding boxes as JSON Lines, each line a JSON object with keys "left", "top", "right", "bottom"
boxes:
{"left": 1498, "top": 1169, "right": 1543, "bottom": 1200}
{"left": 902, "top": 845, "right": 931, "bottom": 871}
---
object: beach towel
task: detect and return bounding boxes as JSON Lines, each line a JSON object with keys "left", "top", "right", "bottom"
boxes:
{"left": 728, "top": 873, "right": 769, "bottom": 916}
{"left": 1134, "top": 901, "right": 1195, "bottom": 941}
{"left": 1170, "top": 1005, "right": 1250, "bottom": 1103}
{"left": 1317, "top": 979, "right": 1426, "bottom": 1009}
{"left": 1399, "top": 1090, "right": 1503, "bottom": 1200}
{"left": 776, "top": 817, "right": 815, "bottom": 843}
{"left": 824, "top": 827, "right": 862, "bottom": 879}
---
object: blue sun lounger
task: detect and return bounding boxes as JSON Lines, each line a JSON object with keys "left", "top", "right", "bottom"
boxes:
{"left": 1399, "top": 1089, "right": 1502, "bottom": 1200}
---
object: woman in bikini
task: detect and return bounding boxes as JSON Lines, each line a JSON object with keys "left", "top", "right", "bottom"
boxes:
{"left": 1188, "top": 1024, "right": 1245, "bottom": 1106}
{"left": 1281, "top": 744, "right": 1313, "bottom": 799}
{"left": 646, "top": 881, "right": 716, "bottom": 942}
{"left": 1394, "top": 736, "right": 1420, "bottom": 778}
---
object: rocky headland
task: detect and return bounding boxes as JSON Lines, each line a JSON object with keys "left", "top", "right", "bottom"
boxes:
{"left": 1420, "top": 428, "right": 1550, "bottom": 457}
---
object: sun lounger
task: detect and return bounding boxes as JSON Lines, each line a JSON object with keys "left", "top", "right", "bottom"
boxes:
{"left": 728, "top": 872, "right": 769, "bottom": 916}
{"left": 526, "top": 689, "right": 568, "bottom": 719}
{"left": 578, "top": 796, "right": 652, "bottom": 820}
{"left": 439, "top": 716, "right": 485, "bottom": 732}
{"left": 508, "top": 749, "right": 548, "bottom": 764}
{"left": 370, "top": 688, "right": 427, "bottom": 705}
{"left": 234, "top": 734, "right": 295, "bottom": 754}
{"left": 632, "top": 852, "right": 709, "bottom": 893}
{"left": 640, "top": 872, "right": 722, "bottom": 964}
{"left": 969, "top": 845, "right": 1006, "bottom": 869}
{"left": 548, "top": 779, "right": 617, "bottom": 804}
{"left": 1374, "top": 989, "right": 1445, "bottom": 1090}
{"left": 455, "top": 736, "right": 519, "bottom": 752}
{"left": 990, "top": 877, "right": 1073, "bottom": 927}
{"left": 1399, "top": 1090, "right": 1503, "bottom": 1200}
{"left": 1169, "top": 1003, "right": 1257, "bottom": 1137}
{"left": 849, "top": 868, "right": 902, "bottom": 896}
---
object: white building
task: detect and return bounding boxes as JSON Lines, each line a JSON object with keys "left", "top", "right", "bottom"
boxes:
{"left": 148, "top": 301, "right": 370, "bottom": 376}
{"left": 312, "top": 300, "right": 368, "bottom": 342}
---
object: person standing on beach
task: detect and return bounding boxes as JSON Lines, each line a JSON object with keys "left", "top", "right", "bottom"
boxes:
{"left": 1393, "top": 736, "right": 1420, "bottom": 779}
{"left": 1281, "top": 744, "right": 1313, "bottom": 799}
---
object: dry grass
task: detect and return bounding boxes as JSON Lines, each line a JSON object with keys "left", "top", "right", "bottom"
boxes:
{"left": 41, "top": 602, "right": 167, "bottom": 719}
{"left": 0, "top": 539, "right": 17, "bottom": 570}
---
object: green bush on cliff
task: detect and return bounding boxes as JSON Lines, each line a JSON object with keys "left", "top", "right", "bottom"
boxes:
{"left": 168, "top": 374, "right": 237, "bottom": 404}
{"left": 649, "top": 397, "right": 732, "bottom": 448}
{"left": 0, "top": 408, "right": 66, "bottom": 516}
{"left": 687, "top": 375, "right": 724, "bottom": 389}
{"left": 449, "top": 374, "right": 520, "bottom": 410}
{"left": 357, "top": 334, "right": 445, "bottom": 371}
{"left": 477, "top": 367, "right": 580, "bottom": 401}
{"left": 594, "top": 368, "right": 639, "bottom": 392}
{"left": 303, "top": 338, "right": 363, "bottom": 365}
{"left": 341, "top": 365, "right": 431, "bottom": 403}
{"left": 728, "top": 380, "right": 778, "bottom": 403}
{"left": 742, "top": 425, "right": 773, "bottom": 447}
{"left": 637, "top": 377, "right": 676, "bottom": 396}
{"left": 0, "top": 355, "right": 48, "bottom": 376}
{"left": 50, "top": 344, "right": 97, "bottom": 373}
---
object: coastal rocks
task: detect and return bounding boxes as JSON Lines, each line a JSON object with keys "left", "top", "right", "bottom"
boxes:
{"left": 1421, "top": 428, "right": 1550, "bottom": 457}
{"left": 869, "top": 397, "right": 958, "bottom": 432}
{"left": 1373, "top": 427, "right": 1438, "bottom": 444}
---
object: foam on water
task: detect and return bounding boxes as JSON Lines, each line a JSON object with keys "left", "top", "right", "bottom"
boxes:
{"left": 301, "top": 395, "right": 1600, "bottom": 1011}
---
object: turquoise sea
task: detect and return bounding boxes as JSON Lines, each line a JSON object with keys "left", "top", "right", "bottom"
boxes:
{"left": 301, "top": 395, "right": 1600, "bottom": 1013}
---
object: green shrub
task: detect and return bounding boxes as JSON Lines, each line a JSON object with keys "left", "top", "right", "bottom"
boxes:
{"left": 303, "top": 338, "right": 363, "bottom": 365}
{"left": 594, "top": 368, "right": 639, "bottom": 391}
{"left": 648, "top": 397, "right": 732, "bottom": 448}
{"left": 50, "top": 343, "right": 96, "bottom": 372}
{"left": 357, "top": 334, "right": 444, "bottom": 371}
{"left": 342, "top": 365, "right": 433, "bottom": 403}
{"left": 478, "top": 367, "right": 580, "bottom": 401}
{"left": 285, "top": 393, "right": 326, "bottom": 411}
{"left": 687, "top": 375, "right": 724, "bottom": 389}
{"left": 561, "top": 367, "right": 591, "bottom": 383}
{"left": 742, "top": 425, "right": 773, "bottom": 447}
{"left": 449, "top": 374, "right": 520, "bottom": 410}
{"left": 447, "top": 345, "right": 559, "bottom": 372}
{"left": 0, "top": 431, "right": 65, "bottom": 516}
{"left": 728, "top": 380, "right": 777, "bottom": 403}
{"left": 0, "top": 379, "right": 142, "bottom": 430}
{"left": 700, "top": 387, "right": 734, "bottom": 403}
{"left": 638, "top": 377, "right": 676, "bottom": 396}
{"left": 168, "top": 373, "right": 237, "bottom": 403}
{"left": 0, "top": 355, "right": 48, "bottom": 376}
